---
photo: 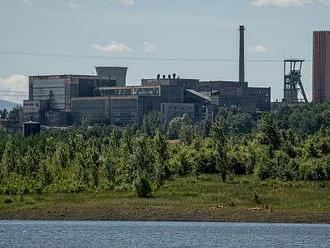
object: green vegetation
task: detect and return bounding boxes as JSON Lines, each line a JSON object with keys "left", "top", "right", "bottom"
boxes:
{"left": 0, "top": 175, "right": 329, "bottom": 222}
{"left": 0, "top": 103, "right": 330, "bottom": 221}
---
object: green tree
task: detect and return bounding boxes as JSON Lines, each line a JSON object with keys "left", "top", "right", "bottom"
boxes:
{"left": 129, "top": 136, "right": 154, "bottom": 196}
{"left": 257, "top": 113, "right": 281, "bottom": 149}
{"left": 1, "top": 139, "right": 17, "bottom": 177}
{"left": 8, "top": 106, "right": 22, "bottom": 121}
{"left": 141, "top": 112, "right": 161, "bottom": 136}
{"left": 211, "top": 122, "right": 228, "bottom": 182}
{"left": 153, "top": 130, "right": 169, "bottom": 187}
{"left": 0, "top": 109, "right": 8, "bottom": 119}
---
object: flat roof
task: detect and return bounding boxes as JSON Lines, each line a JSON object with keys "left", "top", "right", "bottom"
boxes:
{"left": 30, "top": 74, "right": 97, "bottom": 79}
{"left": 72, "top": 95, "right": 139, "bottom": 101}
{"left": 98, "top": 85, "right": 160, "bottom": 90}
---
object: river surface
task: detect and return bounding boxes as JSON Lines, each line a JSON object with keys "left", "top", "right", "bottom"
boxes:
{"left": 0, "top": 221, "right": 329, "bottom": 247}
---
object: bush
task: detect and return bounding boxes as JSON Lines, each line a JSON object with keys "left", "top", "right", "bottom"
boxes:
{"left": 169, "top": 150, "right": 192, "bottom": 176}
{"left": 300, "top": 159, "right": 328, "bottom": 181}
{"left": 44, "top": 180, "right": 86, "bottom": 193}
{"left": 253, "top": 192, "right": 261, "bottom": 204}
{"left": 228, "top": 154, "right": 246, "bottom": 175}
{"left": 134, "top": 176, "right": 152, "bottom": 198}
{"left": 254, "top": 157, "right": 276, "bottom": 180}
{"left": 4, "top": 197, "right": 13, "bottom": 204}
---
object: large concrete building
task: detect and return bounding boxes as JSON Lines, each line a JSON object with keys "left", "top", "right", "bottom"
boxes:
{"left": 23, "top": 67, "right": 127, "bottom": 125}
{"left": 313, "top": 31, "right": 330, "bottom": 103}
{"left": 72, "top": 76, "right": 211, "bottom": 126}
{"left": 70, "top": 74, "right": 271, "bottom": 126}
{"left": 23, "top": 67, "right": 271, "bottom": 127}
{"left": 191, "top": 80, "right": 270, "bottom": 112}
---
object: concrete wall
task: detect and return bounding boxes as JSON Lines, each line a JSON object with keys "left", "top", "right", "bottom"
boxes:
{"left": 161, "top": 103, "right": 195, "bottom": 124}
{"left": 71, "top": 96, "right": 139, "bottom": 126}
{"left": 71, "top": 97, "right": 110, "bottom": 123}
{"left": 109, "top": 96, "right": 138, "bottom": 126}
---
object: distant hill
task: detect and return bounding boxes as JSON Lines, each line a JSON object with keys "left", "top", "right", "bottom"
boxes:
{"left": 0, "top": 99, "right": 21, "bottom": 111}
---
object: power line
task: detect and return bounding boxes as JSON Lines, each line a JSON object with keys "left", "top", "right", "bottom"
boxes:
{"left": 0, "top": 51, "right": 313, "bottom": 63}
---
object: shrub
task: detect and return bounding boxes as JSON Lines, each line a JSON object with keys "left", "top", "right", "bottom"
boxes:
{"left": 228, "top": 154, "right": 246, "bottom": 175}
{"left": 4, "top": 197, "right": 13, "bottom": 204}
{"left": 300, "top": 159, "right": 328, "bottom": 181}
{"left": 134, "top": 176, "right": 152, "bottom": 198}
{"left": 254, "top": 157, "right": 276, "bottom": 180}
{"left": 253, "top": 192, "right": 261, "bottom": 204}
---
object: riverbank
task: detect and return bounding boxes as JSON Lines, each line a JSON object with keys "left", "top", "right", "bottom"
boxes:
{"left": 0, "top": 175, "right": 329, "bottom": 223}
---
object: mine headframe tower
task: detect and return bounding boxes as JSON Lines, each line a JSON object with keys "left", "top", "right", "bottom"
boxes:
{"left": 283, "top": 59, "right": 308, "bottom": 103}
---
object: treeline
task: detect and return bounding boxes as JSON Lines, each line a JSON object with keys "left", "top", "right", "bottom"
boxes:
{"left": 1, "top": 103, "right": 330, "bottom": 197}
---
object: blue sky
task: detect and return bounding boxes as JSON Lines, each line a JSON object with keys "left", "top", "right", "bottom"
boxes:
{"left": 0, "top": 0, "right": 329, "bottom": 103}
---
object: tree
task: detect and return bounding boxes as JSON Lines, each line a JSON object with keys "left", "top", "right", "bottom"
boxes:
{"left": 8, "top": 106, "right": 22, "bottom": 121}
{"left": 153, "top": 130, "right": 169, "bottom": 187}
{"left": 103, "top": 152, "right": 116, "bottom": 188}
{"left": 1, "top": 139, "right": 17, "bottom": 177}
{"left": 129, "top": 136, "right": 154, "bottom": 196}
{"left": 0, "top": 109, "right": 8, "bottom": 119}
{"left": 141, "top": 112, "right": 161, "bottom": 136}
{"left": 167, "top": 114, "right": 193, "bottom": 142}
{"left": 211, "top": 121, "right": 228, "bottom": 182}
{"left": 257, "top": 113, "right": 281, "bottom": 149}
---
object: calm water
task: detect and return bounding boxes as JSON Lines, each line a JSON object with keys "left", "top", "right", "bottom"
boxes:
{"left": 0, "top": 221, "right": 329, "bottom": 247}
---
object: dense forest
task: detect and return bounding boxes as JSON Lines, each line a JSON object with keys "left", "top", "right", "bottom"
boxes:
{"left": 0, "top": 103, "right": 330, "bottom": 197}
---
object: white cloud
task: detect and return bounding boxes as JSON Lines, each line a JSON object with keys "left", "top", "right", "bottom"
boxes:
{"left": 68, "top": 1, "right": 78, "bottom": 9}
{"left": 143, "top": 42, "right": 157, "bottom": 53}
{"left": 118, "top": 0, "right": 135, "bottom": 6}
{"left": 248, "top": 45, "right": 268, "bottom": 53}
{"left": 0, "top": 75, "right": 28, "bottom": 103}
{"left": 93, "top": 41, "right": 132, "bottom": 54}
{"left": 251, "top": 0, "right": 330, "bottom": 7}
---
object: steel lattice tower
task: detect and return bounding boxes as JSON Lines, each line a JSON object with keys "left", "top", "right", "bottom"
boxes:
{"left": 283, "top": 59, "right": 308, "bottom": 103}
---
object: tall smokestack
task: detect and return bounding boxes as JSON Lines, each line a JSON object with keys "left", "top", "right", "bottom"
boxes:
{"left": 239, "top": 25, "right": 245, "bottom": 83}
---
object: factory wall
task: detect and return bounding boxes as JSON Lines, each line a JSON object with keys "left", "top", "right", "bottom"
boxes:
{"left": 71, "top": 97, "right": 110, "bottom": 124}
{"left": 71, "top": 96, "right": 139, "bottom": 126}
{"left": 161, "top": 103, "right": 195, "bottom": 124}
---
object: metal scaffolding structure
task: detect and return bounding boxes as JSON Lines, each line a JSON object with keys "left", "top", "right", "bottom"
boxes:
{"left": 283, "top": 59, "right": 308, "bottom": 103}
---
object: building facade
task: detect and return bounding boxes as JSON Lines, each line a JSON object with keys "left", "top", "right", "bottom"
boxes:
{"left": 23, "top": 67, "right": 271, "bottom": 127}
{"left": 313, "top": 31, "right": 330, "bottom": 103}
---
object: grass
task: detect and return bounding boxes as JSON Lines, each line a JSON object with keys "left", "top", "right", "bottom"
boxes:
{"left": 0, "top": 175, "right": 329, "bottom": 223}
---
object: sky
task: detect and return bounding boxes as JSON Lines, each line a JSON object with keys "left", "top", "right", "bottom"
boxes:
{"left": 0, "top": 0, "right": 329, "bottom": 103}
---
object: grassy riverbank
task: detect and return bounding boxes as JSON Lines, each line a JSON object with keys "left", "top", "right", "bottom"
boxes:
{"left": 0, "top": 175, "right": 329, "bottom": 223}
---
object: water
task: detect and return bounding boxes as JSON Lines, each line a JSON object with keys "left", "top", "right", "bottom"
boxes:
{"left": 0, "top": 221, "right": 329, "bottom": 247}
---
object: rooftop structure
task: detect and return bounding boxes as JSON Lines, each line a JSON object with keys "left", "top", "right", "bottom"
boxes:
{"left": 96, "top": 67, "right": 128, "bottom": 87}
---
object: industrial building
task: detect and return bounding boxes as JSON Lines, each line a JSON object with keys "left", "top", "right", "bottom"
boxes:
{"left": 313, "top": 31, "right": 330, "bottom": 103}
{"left": 22, "top": 26, "right": 272, "bottom": 128}
{"left": 70, "top": 72, "right": 270, "bottom": 126}
{"left": 71, "top": 76, "right": 212, "bottom": 125}
{"left": 23, "top": 67, "right": 127, "bottom": 125}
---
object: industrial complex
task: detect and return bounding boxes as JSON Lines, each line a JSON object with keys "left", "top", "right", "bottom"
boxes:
{"left": 20, "top": 27, "right": 330, "bottom": 128}
{"left": 21, "top": 26, "right": 271, "bottom": 127}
